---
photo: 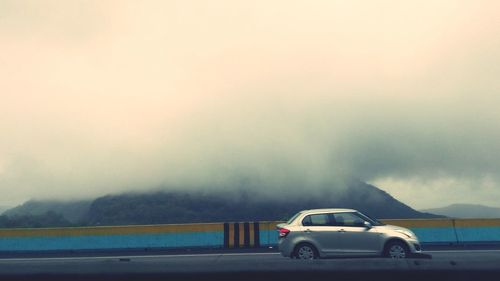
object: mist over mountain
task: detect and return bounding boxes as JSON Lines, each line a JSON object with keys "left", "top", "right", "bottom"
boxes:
{"left": 422, "top": 204, "right": 500, "bottom": 218}
{"left": 3, "top": 200, "right": 92, "bottom": 224}
{"left": 84, "top": 181, "right": 439, "bottom": 226}
{"left": 2, "top": 1, "right": 500, "bottom": 217}
{"left": 1, "top": 180, "right": 440, "bottom": 228}
{"left": 0, "top": 206, "right": 12, "bottom": 215}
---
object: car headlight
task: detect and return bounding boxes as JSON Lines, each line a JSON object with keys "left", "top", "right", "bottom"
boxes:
{"left": 395, "top": 229, "right": 415, "bottom": 239}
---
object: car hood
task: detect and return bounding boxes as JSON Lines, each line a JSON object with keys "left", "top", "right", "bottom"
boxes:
{"left": 381, "top": 224, "right": 412, "bottom": 232}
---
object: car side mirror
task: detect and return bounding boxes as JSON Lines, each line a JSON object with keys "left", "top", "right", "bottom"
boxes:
{"left": 363, "top": 221, "right": 372, "bottom": 229}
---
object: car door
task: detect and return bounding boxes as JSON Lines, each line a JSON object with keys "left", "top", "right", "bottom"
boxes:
{"left": 300, "top": 213, "right": 344, "bottom": 255}
{"left": 332, "top": 212, "right": 383, "bottom": 255}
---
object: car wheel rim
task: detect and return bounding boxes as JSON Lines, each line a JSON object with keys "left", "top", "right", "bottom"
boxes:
{"left": 298, "top": 246, "right": 314, "bottom": 260}
{"left": 389, "top": 245, "right": 406, "bottom": 259}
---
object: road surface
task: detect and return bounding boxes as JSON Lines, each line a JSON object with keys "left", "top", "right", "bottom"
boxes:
{"left": 1, "top": 249, "right": 499, "bottom": 280}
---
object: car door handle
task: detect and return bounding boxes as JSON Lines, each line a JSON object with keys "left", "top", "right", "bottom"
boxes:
{"left": 338, "top": 229, "right": 346, "bottom": 233}
{"left": 304, "top": 229, "right": 313, "bottom": 233}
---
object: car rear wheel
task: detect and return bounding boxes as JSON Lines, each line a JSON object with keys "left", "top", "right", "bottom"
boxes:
{"left": 384, "top": 240, "right": 409, "bottom": 259}
{"left": 294, "top": 243, "right": 318, "bottom": 260}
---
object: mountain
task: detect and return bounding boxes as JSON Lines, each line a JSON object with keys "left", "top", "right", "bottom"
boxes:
{"left": 1, "top": 180, "right": 440, "bottom": 228}
{"left": 3, "top": 199, "right": 92, "bottom": 224}
{"left": 0, "top": 211, "right": 73, "bottom": 228}
{"left": 422, "top": 204, "right": 500, "bottom": 218}
{"left": 83, "top": 180, "right": 439, "bottom": 226}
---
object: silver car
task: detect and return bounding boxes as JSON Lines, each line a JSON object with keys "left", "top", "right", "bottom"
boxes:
{"left": 278, "top": 208, "right": 421, "bottom": 259}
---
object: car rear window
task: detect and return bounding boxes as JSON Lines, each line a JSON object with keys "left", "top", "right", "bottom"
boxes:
{"left": 286, "top": 212, "right": 302, "bottom": 224}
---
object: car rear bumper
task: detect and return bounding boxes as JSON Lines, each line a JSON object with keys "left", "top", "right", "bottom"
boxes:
{"left": 278, "top": 239, "right": 294, "bottom": 257}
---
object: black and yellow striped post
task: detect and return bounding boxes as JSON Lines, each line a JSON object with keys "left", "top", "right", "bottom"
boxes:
{"left": 223, "top": 222, "right": 260, "bottom": 248}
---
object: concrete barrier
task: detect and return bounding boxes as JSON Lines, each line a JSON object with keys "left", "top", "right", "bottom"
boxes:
{"left": 223, "top": 222, "right": 261, "bottom": 248}
{"left": 0, "top": 223, "right": 223, "bottom": 251}
{"left": 382, "top": 219, "right": 458, "bottom": 245}
{"left": 454, "top": 219, "right": 500, "bottom": 244}
{"left": 1, "top": 218, "right": 500, "bottom": 252}
{"left": 259, "top": 222, "right": 280, "bottom": 247}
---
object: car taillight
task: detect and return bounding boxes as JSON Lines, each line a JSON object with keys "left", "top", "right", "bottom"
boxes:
{"left": 279, "top": 228, "right": 290, "bottom": 238}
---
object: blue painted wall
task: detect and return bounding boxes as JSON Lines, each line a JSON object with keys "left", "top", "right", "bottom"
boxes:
{"left": 455, "top": 227, "right": 500, "bottom": 243}
{"left": 260, "top": 230, "right": 278, "bottom": 247}
{"left": 0, "top": 232, "right": 223, "bottom": 252}
{"left": 410, "top": 227, "right": 458, "bottom": 244}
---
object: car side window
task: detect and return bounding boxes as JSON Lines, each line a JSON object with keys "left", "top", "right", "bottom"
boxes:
{"left": 332, "top": 212, "right": 365, "bottom": 227}
{"left": 302, "top": 214, "right": 330, "bottom": 226}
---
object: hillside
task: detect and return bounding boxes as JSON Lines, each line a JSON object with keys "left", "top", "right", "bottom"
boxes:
{"left": 84, "top": 181, "right": 439, "bottom": 226}
{"left": 422, "top": 204, "right": 500, "bottom": 218}
{"left": 0, "top": 211, "right": 73, "bottom": 228}
{"left": 3, "top": 200, "right": 92, "bottom": 224}
{"left": 1, "top": 180, "right": 440, "bottom": 228}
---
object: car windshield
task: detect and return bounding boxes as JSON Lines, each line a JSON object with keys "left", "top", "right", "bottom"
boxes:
{"left": 356, "top": 212, "right": 385, "bottom": 226}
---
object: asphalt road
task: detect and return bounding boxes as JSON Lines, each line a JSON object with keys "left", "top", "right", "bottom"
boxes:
{"left": 1, "top": 250, "right": 500, "bottom": 281}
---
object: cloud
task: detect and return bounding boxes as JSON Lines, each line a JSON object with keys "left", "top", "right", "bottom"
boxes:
{"left": 1, "top": 0, "right": 500, "bottom": 207}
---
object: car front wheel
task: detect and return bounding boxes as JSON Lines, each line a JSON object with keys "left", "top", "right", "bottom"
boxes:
{"left": 384, "top": 240, "right": 410, "bottom": 259}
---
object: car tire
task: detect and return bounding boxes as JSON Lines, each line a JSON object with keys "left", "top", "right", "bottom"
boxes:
{"left": 293, "top": 243, "right": 319, "bottom": 260}
{"left": 384, "top": 240, "right": 410, "bottom": 259}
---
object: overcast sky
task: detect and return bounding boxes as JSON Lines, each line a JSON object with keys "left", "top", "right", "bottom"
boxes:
{"left": 1, "top": 0, "right": 500, "bottom": 209}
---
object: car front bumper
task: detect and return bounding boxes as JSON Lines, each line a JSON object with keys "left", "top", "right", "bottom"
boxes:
{"left": 406, "top": 238, "right": 422, "bottom": 253}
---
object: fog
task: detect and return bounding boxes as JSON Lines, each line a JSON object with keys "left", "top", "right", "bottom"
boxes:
{"left": 1, "top": 0, "right": 500, "bottom": 208}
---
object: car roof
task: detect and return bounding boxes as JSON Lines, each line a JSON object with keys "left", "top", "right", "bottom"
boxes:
{"left": 299, "top": 208, "right": 357, "bottom": 215}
